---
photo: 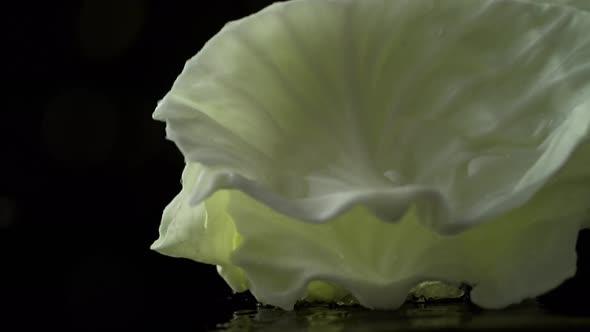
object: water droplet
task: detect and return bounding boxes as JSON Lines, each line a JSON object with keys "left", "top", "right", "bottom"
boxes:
{"left": 384, "top": 170, "right": 402, "bottom": 184}
{"left": 533, "top": 118, "right": 555, "bottom": 137}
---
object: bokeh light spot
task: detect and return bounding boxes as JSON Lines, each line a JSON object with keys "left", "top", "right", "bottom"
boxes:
{"left": 78, "top": 0, "right": 145, "bottom": 60}
{"left": 42, "top": 88, "right": 120, "bottom": 167}
{"left": 0, "top": 197, "right": 17, "bottom": 229}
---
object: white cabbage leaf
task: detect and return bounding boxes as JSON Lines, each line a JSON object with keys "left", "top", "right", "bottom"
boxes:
{"left": 151, "top": 0, "right": 590, "bottom": 310}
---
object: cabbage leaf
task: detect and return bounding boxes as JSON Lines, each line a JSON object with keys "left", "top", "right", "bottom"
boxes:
{"left": 152, "top": 0, "right": 590, "bottom": 310}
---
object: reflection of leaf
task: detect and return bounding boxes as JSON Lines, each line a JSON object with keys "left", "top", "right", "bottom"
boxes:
{"left": 152, "top": 0, "right": 590, "bottom": 310}
{"left": 217, "top": 302, "right": 590, "bottom": 331}
{"left": 408, "top": 281, "right": 465, "bottom": 303}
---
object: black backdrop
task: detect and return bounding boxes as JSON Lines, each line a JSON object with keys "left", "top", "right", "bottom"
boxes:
{"left": 3, "top": 0, "right": 589, "bottom": 331}
{"left": 4, "top": 1, "right": 276, "bottom": 330}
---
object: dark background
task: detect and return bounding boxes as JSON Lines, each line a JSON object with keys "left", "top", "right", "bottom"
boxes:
{"left": 4, "top": 1, "right": 275, "bottom": 330}
{"left": 2, "top": 0, "right": 589, "bottom": 331}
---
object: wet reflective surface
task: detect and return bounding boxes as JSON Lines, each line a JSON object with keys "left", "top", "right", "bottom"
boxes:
{"left": 213, "top": 300, "right": 590, "bottom": 331}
